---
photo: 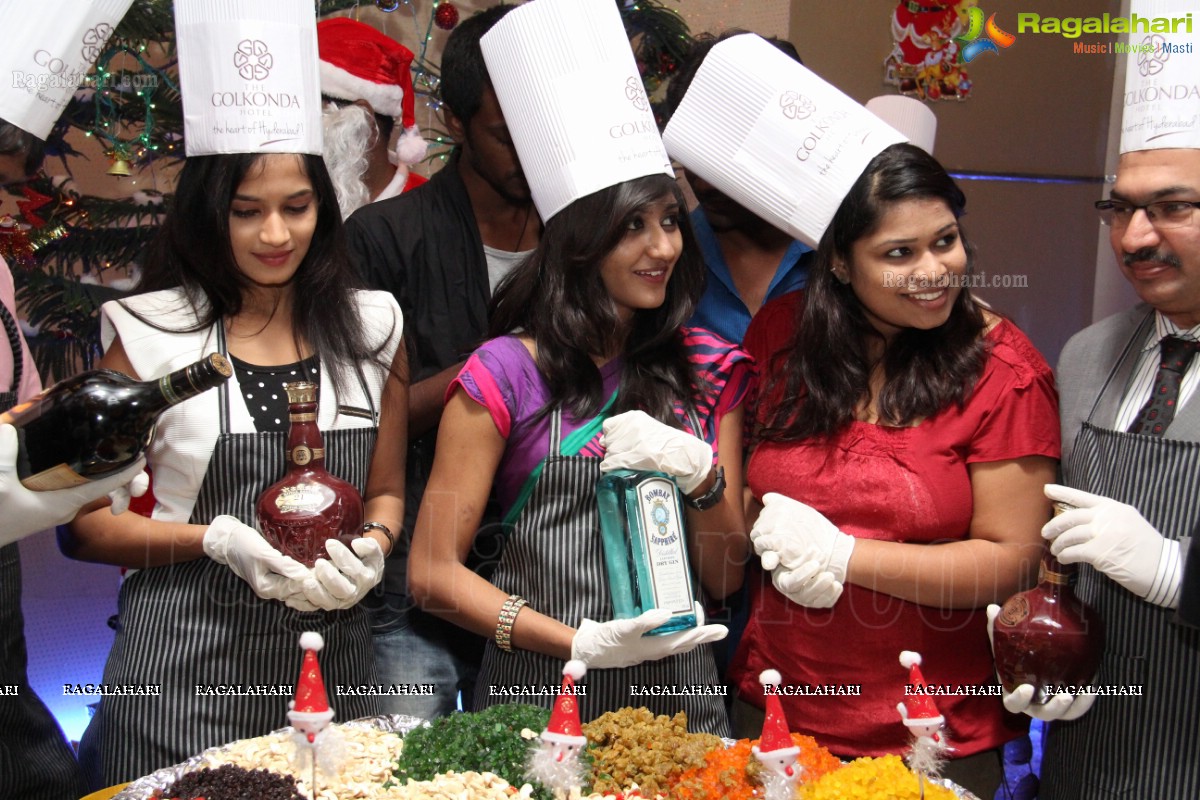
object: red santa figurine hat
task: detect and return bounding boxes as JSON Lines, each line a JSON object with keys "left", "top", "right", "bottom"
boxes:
{"left": 317, "top": 17, "right": 427, "bottom": 164}
{"left": 541, "top": 660, "right": 588, "bottom": 747}
{"left": 899, "top": 651, "right": 944, "bottom": 729}
{"left": 753, "top": 669, "right": 800, "bottom": 761}
{"left": 289, "top": 632, "right": 335, "bottom": 737}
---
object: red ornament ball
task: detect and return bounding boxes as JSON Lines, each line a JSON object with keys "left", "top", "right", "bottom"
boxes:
{"left": 434, "top": 2, "right": 459, "bottom": 30}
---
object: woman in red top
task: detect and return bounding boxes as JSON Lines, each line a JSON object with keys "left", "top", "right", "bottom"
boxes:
{"left": 729, "top": 143, "right": 1060, "bottom": 799}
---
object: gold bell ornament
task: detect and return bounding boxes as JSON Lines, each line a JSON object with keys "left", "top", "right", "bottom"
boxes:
{"left": 107, "top": 158, "right": 132, "bottom": 177}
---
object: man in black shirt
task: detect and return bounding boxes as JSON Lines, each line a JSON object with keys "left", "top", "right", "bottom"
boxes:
{"left": 344, "top": 3, "right": 540, "bottom": 718}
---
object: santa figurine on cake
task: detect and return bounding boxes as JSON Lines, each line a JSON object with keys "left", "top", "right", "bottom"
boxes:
{"left": 288, "top": 632, "right": 345, "bottom": 777}
{"left": 752, "top": 669, "right": 802, "bottom": 800}
{"left": 527, "top": 660, "right": 588, "bottom": 792}
{"left": 897, "top": 650, "right": 949, "bottom": 779}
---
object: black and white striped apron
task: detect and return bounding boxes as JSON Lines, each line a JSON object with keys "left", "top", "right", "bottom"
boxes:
{"left": 473, "top": 406, "right": 728, "bottom": 736}
{"left": 1040, "top": 343, "right": 1200, "bottom": 798}
{"left": 0, "top": 301, "right": 89, "bottom": 800}
{"left": 79, "top": 342, "right": 382, "bottom": 788}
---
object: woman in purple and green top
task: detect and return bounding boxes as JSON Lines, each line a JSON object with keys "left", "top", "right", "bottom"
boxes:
{"left": 408, "top": 173, "right": 751, "bottom": 735}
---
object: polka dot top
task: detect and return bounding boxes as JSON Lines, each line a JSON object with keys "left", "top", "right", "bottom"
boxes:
{"left": 230, "top": 354, "right": 320, "bottom": 432}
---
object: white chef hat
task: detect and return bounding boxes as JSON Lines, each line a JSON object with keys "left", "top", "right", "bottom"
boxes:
{"left": 1120, "top": 0, "right": 1200, "bottom": 153}
{"left": 866, "top": 95, "right": 937, "bottom": 155}
{"left": 480, "top": 0, "right": 673, "bottom": 222}
{"left": 663, "top": 34, "right": 907, "bottom": 249}
{"left": 175, "top": 0, "right": 323, "bottom": 156}
{"left": 0, "top": 0, "right": 135, "bottom": 140}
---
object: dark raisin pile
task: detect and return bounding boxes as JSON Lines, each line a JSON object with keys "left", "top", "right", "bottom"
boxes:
{"left": 163, "top": 763, "right": 306, "bottom": 800}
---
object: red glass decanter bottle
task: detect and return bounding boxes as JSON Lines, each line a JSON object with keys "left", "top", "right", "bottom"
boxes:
{"left": 256, "top": 381, "right": 364, "bottom": 567}
{"left": 992, "top": 504, "right": 1106, "bottom": 704}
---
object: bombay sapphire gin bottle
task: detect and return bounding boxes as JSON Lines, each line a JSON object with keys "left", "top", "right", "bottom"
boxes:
{"left": 597, "top": 469, "right": 698, "bottom": 636}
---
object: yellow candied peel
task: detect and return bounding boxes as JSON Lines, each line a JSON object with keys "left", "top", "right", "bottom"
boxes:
{"left": 797, "top": 754, "right": 959, "bottom": 800}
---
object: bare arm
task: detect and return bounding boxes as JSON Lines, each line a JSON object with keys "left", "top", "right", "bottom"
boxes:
{"left": 844, "top": 455, "right": 1053, "bottom": 608}
{"left": 685, "top": 404, "right": 749, "bottom": 600}
{"left": 408, "top": 362, "right": 464, "bottom": 439}
{"left": 361, "top": 343, "right": 409, "bottom": 554}
{"left": 63, "top": 335, "right": 209, "bottom": 568}
{"left": 408, "top": 389, "right": 576, "bottom": 659}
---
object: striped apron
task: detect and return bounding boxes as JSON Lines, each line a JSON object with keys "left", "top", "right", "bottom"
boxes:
{"left": 1040, "top": 343, "right": 1200, "bottom": 798}
{"left": 0, "top": 302, "right": 89, "bottom": 800}
{"left": 473, "top": 406, "right": 728, "bottom": 736}
{"left": 79, "top": 343, "right": 382, "bottom": 787}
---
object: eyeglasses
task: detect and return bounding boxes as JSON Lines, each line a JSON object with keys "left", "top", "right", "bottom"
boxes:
{"left": 1094, "top": 199, "right": 1200, "bottom": 229}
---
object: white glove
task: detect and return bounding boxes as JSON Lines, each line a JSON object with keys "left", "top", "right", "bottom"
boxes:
{"left": 771, "top": 559, "right": 844, "bottom": 608}
{"left": 1043, "top": 484, "right": 1179, "bottom": 605}
{"left": 571, "top": 604, "right": 727, "bottom": 669}
{"left": 985, "top": 604, "right": 1097, "bottom": 721}
{"left": 202, "top": 515, "right": 311, "bottom": 603}
{"left": 298, "top": 537, "right": 386, "bottom": 611}
{"left": 1, "top": 423, "right": 150, "bottom": 546}
{"left": 751, "top": 493, "right": 855, "bottom": 581}
{"left": 600, "top": 410, "right": 713, "bottom": 495}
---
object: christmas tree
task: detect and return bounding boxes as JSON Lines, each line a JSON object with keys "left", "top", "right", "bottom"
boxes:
{"left": 2, "top": 0, "right": 690, "bottom": 381}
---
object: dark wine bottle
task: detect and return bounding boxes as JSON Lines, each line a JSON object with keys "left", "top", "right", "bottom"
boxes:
{"left": 992, "top": 504, "right": 1106, "bottom": 704}
{"left": 0, "top": 353, "right": 232, "bottom": 491}
{"left": 256, "top": 382, "right": 364, "bottom": 568}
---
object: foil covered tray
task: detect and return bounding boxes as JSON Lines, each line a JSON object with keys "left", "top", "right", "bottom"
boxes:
{"left": 112, "top": 714, "right": 980, "bottom": 800}
{"left": 112, "top": 714, "right": 425, "bottom": 799}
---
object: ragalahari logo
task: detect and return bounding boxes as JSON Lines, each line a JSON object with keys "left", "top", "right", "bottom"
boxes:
{"left": 234, "top": 39, "right": 273, "bottom": 81}
{"left": 956, "top": 7, "right": 1017, "bottom": 63}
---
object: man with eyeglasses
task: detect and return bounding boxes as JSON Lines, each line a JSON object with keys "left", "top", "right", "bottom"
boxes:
{"left": 991, "top": 5, "right": 1200, "bottom": 795}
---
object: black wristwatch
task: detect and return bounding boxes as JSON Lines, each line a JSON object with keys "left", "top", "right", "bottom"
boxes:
{"left": 684, "top": 466, "right": 726, "bottom": 511}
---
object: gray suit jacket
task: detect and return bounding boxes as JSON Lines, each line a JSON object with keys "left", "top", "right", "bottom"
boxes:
{"left": 1057, "top": 303, "right": 1200, "bottom": 624}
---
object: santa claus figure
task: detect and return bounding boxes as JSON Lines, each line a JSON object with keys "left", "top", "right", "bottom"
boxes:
{"left": 317, "top": 17, "right": 428, "bottom": 218}
{"left": 752, "top": 669, "right": 802, "bottom": 800}
{"left": 897, "top": 650, "right": 949, "bottom": 778}
{"left": 289, "top": 631, "right": 344, "bottom": 776}
{"left": 527, "top": 660, "right": 589, "bottom": 792}
{"left": 884, "top": 0, "right": 972, "bottom": 100}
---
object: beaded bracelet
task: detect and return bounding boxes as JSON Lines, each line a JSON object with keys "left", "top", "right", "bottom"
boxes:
{"left": 362, "top": 521, "right": 396, "bottom": 550}
{"left": 495, "top": 595, "right": 528, "bottom": 652}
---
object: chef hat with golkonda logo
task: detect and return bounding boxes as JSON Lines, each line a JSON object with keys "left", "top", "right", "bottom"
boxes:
{"left": 175, "top": 0, "right": 323, "bottom": 156}
{"left": 0, "top": 0, "right": 135, "bottom": 140}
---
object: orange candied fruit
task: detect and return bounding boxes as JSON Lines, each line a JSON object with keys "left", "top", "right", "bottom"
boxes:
{"left": 671, "top": 733, "right": 841, "bottom": 800}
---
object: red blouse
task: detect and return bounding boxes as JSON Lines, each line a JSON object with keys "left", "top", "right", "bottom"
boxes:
{"left": 730, "top": 291, "right": 1061, "bottom": 758}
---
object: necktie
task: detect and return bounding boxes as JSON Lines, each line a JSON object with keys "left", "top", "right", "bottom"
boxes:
{"left": 1129, "top": 335, "right": 1199, "bottom": 436}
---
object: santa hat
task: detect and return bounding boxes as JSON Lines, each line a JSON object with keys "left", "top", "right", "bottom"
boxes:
{"left": 753, "top": 669, "right": 800, "bottom": 759}
{"left": 899, "top": 651, "right": 944, "bottom": 728}
{"left": 317, "top": 17, "right": 427, "bottom": 164}
{"left": 541, "top": 660, "right": 588, "bottom": 746}
{"left": 289, "top": 632, "right": 335, "bottom": 727}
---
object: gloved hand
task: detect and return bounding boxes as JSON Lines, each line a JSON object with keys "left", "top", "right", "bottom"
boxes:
{"left": 600, "top": 410, "right": 713, "bottom": 495}
{"left": 1, "top": 423, "right": 150, "bottom": 546}
{"left": 770, "top": 559, "right": 844, "bottom": 608}
{"left": 298, "top": 537, "right": 386, "bottom": 611}
{"left": 107, "top": 469, "right": 151, "bottom": 516}
{"left": 202, "top": 515, "right": 311, "bottom": 603}
{"left": 1043, "top": 484, "right": 1178, "bottom": 605}
{"left": 985, "top": 604, "right": 1096, "bottom": 721}
{"left": 571, "top": 603, "right": 727, "bottom": 669}
{"left": 751, "top": 493, "right": 855, "bottom": 581}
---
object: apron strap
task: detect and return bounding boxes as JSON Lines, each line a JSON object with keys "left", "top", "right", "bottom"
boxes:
{"left": 216, "top": 322, "right": 232, "bottom": 434}
{"left": 0, "top": 300, "right": 23, "bottom": 396}
{"left": 502, "top": 390, "right": 619, "bottom": 528}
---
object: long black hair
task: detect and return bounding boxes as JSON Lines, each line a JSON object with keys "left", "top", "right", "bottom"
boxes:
{"left": 760, "top": 143, "right": 987, "bottom": 441}
{"left": 133, "top": 152, "right": 395, "bottom": 398}
{"left": 488, "top": 173, "right": 706, "bottom": 424}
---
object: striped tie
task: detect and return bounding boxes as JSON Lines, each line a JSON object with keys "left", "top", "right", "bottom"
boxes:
{"left": 1129, "top": 335, "right": 1199, "bottom": 436}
